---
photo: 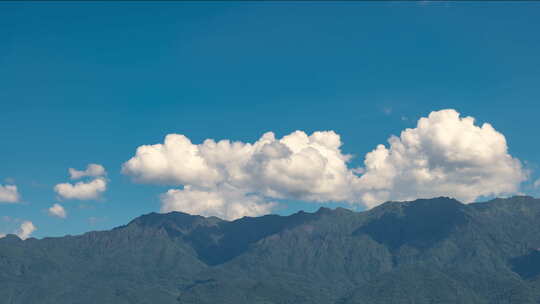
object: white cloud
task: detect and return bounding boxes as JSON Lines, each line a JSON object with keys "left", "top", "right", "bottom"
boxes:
{"left": 161, "top": 185, "right": 276, "bottom": 220}
{"left": 123, "top": 131, "right": 358, "bottom": 202}
{"left": 355, "top": 109, "right": 526, "bottom": 207}
{"left": 54, "top": 178, "right": 107, "bottom": 200}
{"left": 123, "top": 130, "right": 358, "bottom": 219}
{"left": 0, "top": 219, "right": 36, "bottom": 240}
{"left": 0, "top": 184, "right": 20, "bottom": 203}
{"left": 123, "top": 109, "right": 527, "bottom": 218}
{"left": 16, "top": 221, "right": 36, "bottom": 240}
{"left": 55, "top": 164, "right": 108, "bottom": 200}
{"left": 48, "top": 203, "right": 67, "bottom": 218}
{"left": 534, "top": 179, "right": 540, "bottom": 188}
{"left": 69, "top": 163, "right": 106, "bottom": 180}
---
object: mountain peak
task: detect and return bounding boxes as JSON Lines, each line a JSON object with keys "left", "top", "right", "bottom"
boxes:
{"left": 356, "top": 197, "right": 468, "bottom": 250}
{"left": 128, "top": 211, "right": 223, "bottom": 234}
{"left": 315, "top": 206, "right": 333, "bottom": 214}
{"left": 0, "top": 234, "right": 21, "bottom": 242}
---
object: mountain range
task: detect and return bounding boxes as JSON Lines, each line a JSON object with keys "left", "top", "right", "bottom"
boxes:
{"left": 2, "top": 196, "right": 540, "bottom": 304}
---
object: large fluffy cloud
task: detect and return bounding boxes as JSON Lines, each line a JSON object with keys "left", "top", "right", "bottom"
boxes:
{"left": 123, "top": 130, "right": 357, "bottom": 219}
{"left": 0, "top": 184, "right": 20, "bottom": 203}
{"left": 123, "top": 109, "right": 526, "bottom": 219}
{"left": 69, "top": 164, "right": 106, "bottom": 180}
{"left": 54, "top": 178, "right": 107, "bottom": 200}
{"left": 123, "top": 131, "right": 357, "bottom": 202}
{"left": 355, "top": 109, "right": 526, "bottom": 207}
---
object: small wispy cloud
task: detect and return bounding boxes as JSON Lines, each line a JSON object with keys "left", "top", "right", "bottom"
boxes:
{"left": 416, "top": 1, "right": 454, "bottom": 7}
{"left": 88, "top": 216, "right": 107, "bottom": 226}
{"left": 0, "top": 184, "right": 20, "bottom": 203}
{"left": 69, "top": 164, "right": 106, "bottom": 180}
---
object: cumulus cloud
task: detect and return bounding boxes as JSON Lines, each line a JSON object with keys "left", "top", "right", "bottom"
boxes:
{"left": 55, "top": 164, "right": 108, "bottom": 201}
{"left": 123, "top": 109, "right": 527, "bottom": 218}
{"left": 1, "top": 220, "right": 38, "bottom": 240}
{"left": 16, "top": 221, "right": 36, "bottom": 240}
{"left": 69, "top": 163, "right": 106, "bottom": 180}
{"left": 161, "top": 185, "right": 276, "bottom": 220}
{"left": 123, "top": 131, "right": 357, "bottom": 202}
{"left": 0, "top": 184, "right": 20, "bottom": 203}
{"left": 123, "top": 130, "right": 358, "bottom": 219}
{"left": 355, "top": 109, "right": 526, "bottom": 207}
{"left": 48, "top": 203, "right": 67, "bottom": 218}
{"left": 54, "top": 178, "right": 107, "bottom": 200}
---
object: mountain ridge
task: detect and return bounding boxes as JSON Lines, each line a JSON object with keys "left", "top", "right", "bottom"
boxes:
{"left": 1, "top": 196, "right": 540, "bottom": 304}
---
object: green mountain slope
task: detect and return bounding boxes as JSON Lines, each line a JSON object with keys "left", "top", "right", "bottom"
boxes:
{"left": 2, "top": 196, "right": 540, "bottom": 304}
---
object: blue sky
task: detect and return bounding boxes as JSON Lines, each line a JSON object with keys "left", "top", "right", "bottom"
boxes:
{"left": 1, "top": 1, "right": 540, "bottom": 238}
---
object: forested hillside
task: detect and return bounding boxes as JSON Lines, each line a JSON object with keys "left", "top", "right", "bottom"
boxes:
{"left": 2, "top": 196, "right": 540, "bottom": 304}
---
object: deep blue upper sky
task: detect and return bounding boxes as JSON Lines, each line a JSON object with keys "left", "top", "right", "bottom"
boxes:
{"left": 1, "top": 1, "right": 540, "bottom": 238}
